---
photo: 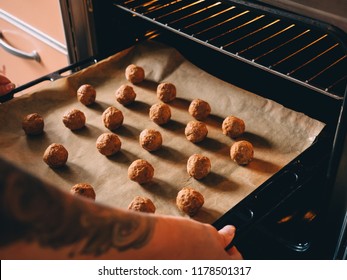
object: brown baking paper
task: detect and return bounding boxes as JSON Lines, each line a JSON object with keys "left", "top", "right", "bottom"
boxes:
{"left": 0, "top": 41, "right": 325, "bottom": 224}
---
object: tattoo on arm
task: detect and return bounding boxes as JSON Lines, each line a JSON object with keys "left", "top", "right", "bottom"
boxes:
{"left": 0, "top": 158, "right": 155, "bottom": 257}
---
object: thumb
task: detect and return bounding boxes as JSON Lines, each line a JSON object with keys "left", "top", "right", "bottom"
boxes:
{"left": 0, "top": 74, "right": 12, "bottom": 84}
{"left": 218, "top": 225, "right": 236, "bottom": 248}
{"left": 0, "top": 83, "right": 15, "bottom": 96}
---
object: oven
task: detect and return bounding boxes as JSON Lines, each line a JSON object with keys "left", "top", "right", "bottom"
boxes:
{"left": 1, "top": 0, "right": 347, "bottom": 259}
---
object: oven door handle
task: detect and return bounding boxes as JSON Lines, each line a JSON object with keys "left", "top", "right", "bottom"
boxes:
{"left": 0, "top": 31, "right": 41, "bottom": 62}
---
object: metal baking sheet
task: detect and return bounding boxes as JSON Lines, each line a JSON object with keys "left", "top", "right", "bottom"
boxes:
{"left": 0, "top": 41, "right": 325, "bottom": 223}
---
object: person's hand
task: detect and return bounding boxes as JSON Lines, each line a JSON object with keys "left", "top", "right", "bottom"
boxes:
{"left": 0, "top": 160, "right": 243, "bottom": 260}
{"left": 127, "top": 215, "right": 243, "bottom": 260}
{"left": 218, "top": 225, "right": 243, "bottom": 259}
{"left": 0, "top": 74, "right": 15, "bottom": 96}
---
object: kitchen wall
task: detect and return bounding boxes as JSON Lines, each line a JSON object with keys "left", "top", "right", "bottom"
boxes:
{"left": 0, "top": 0, "right": 68, "bottom": 89}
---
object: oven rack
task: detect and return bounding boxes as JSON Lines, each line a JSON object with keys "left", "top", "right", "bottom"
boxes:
{"left": 114, "top": 0, "right": 347, "bottom": 100}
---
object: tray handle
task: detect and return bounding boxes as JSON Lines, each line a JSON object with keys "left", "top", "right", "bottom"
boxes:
{"left": 0, "top": 57, "right": 98, "bottom": 103}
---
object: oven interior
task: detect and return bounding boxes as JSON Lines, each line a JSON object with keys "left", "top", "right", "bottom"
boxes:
{"left": 93, "top": 0, "right": 346, "bottom": 122}
{"left": 85, "top": 0, "right": 347, "bottom": 258}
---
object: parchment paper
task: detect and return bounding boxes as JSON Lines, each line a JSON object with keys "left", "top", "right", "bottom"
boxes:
{"left": 0, "top": 41, "right": 325, "bottom": 224}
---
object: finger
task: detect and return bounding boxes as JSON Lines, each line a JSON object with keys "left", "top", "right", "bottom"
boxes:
{"left": 0, "top": 83, "right": 15, "bottom": 96}
{"left": 218, "top": 225, "right": 236, "bottom": 248}
{"left": 0, "top": 74, "right": 12, "bottom": 84}
{"left": 226, "top": 245, "right": 244, "bottom": 260}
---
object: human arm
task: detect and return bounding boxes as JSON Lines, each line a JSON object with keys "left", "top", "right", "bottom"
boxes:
{"left": 0, "top": 158, "right": 242, "bottom": 260}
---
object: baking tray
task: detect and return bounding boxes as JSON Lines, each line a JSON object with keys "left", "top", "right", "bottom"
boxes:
{"left": 0, "top": 41, "right": 325, "bottom": 224}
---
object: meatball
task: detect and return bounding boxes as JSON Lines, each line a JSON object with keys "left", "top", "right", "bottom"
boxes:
{"left": 62, "top": 109, "right": 86, "bottom": 130}
{"left": 102, "top": 106, "right": 124, "bottom": 130}
{"left": 187, "top": 154, "right": 211, "bottom": 179}
{"left": 188, "top": 99, "right": 211, "bottom": 120}
{"left": 139, "top": 129, "right": 163, "bottom": 152}
{"left": 157, "top": 82, "right": 176, "bottom": 103}
{"left": 230, "top": 140, "right": 254, "bottom": 165}
{"left": 149, "top": 103, "right": 171, "bottom": 125}
{"left": 70, "top": 183, "right": 96, "bottom": 200}
{"left": 22, "top": 113, "right": 44, "bottom": 136}
{"left": 128, "top": 196, "right": 156, "bottom": 213}
{"left": 176, "top": 187, "right": 204, "bottom": 216}
{"left": 43, "top": 143, "right": 68, "bottom": 168}
{"left": 185, "top": 120, "right": 208, "bottom": 143}
{"left": 222, "top": 116, "right": 245, "bottom": 138}
{"left": 128, "top": 159, "right": 154, "bottom": 184}
{"left": 96, "top": 132, "right": 122, "bottom": 156}
{"left": 125, "top": 64, "right": 145, "bottom": 84}
{"left": 77, "top": 84, "right": 96, "bottom": 105}
{"left": 115, "top": 84, "right": 136, "bottom": 105}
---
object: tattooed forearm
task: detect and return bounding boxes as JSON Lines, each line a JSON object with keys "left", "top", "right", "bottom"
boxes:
{"left": 0, "top": 158, "right": 155, "bottom": 256}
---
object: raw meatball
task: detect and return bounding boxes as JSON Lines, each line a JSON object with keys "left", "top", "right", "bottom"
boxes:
{"left": 230, "top": 140, "right": 254, "bottom": 165}
{"left": 128, "top": 196, "right": 156, "bottom": 213}
{"left": 96, "top": 132, "right": 121, "bottom": 156}
{"left": 176, "top": 187, "right": 204, "bottom": 217}
{"left": 185, "top": 120, "right": 208, "bottom": 143}
{"left": 77, "top": 84, "right": 96, "bottom": 105}
{"left": 157, "top": 82, "right": 176, "bottom": 103}
{"left": 222, "top": 116, "right": 245, "bottom": 138}
{"left": 62, "top": 109, "right": 86, "bottom": 130}
{"left": 22, "top": 113, "right": 44, "bottom": 136}
{"left": 125, "top": 64, "right": 145, "bottom": 84}
{"left": 188, "top": 99, "right": 211, "bottom": 120}
{"left": 70, "top": 183, "right": 96, "bottom": 200}
{"left": 43, "top": 143, "right": 68, "bottom": 168}
{"left": 149, "top": 103, "right": 171, "bottom": 125}
{"left": 115, "top": 84, "right": 136, "bottom": 105}
{"left": 187, "top": 154, "right": 211, "bottom": 179}
{"left": 128, "top": 159, "right": 154, "bottom": 184}
{"left": 139, "top": 129, "right": 163, "bottom": 152}
{"left": 102, "top": 106, "right": 124, "bottom": 130}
